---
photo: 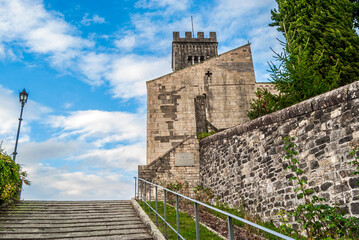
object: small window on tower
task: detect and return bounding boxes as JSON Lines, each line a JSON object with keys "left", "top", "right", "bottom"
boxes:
{"left": 194, "top": 56, "right": 198, "bottom": 62}
{"left": 187, "top": 56, "right": 192, "bottom": 65}
{"left": 200, "top": 56, "right": 205, "bottom": 62}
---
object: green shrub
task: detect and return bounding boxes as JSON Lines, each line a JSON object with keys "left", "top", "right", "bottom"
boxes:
{"left": 247, "top": 88, "right": 282, "bottom": 120}
{"left": 0, "top": 146, "right": 30, "bottom": 205}
{"left": 197, "top": 131, "right": 216, "bottom": 141}
{"left": 193, "top": 185, "right": 213, "bottom": 204}
{"left": 165, "top": 180, "right": 189, "bottom": 204}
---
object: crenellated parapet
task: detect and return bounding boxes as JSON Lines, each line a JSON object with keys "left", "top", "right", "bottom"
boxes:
{"left": 172, "top": 32, "right": 217, "bottom": 42}
{"left": 172, "top": 31, "right": 218, "bottom": 71}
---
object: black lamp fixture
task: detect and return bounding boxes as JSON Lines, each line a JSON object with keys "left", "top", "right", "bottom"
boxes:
{"left": 19, "top": 89, "right": 28, "bottom": 105}
{"left": 13, "top": 89, "right": 28, "bottom": 162}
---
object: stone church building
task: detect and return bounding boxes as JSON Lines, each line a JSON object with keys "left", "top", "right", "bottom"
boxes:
{"left": 139, "top": 32, "right": 274, "bottom": 189}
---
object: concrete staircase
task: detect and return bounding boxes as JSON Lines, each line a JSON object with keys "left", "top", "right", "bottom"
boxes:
{"left": 0, "top": 200, "right": 154, "bottom": 240}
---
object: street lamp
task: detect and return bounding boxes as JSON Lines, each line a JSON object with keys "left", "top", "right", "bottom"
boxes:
{"left": 13, "top": 89, "right": 28, "bottom": 162}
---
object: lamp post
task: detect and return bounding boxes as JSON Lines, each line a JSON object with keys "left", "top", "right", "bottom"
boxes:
{"left": 13, "top": 89, "right": 28, "bottom": 162}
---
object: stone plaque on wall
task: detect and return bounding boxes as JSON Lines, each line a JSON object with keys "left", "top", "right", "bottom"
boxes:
{"left": 175, "top": 153, "right": 194, "bottom": 166}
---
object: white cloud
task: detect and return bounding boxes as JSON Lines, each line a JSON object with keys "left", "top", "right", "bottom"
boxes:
{"left": 77, "top": 143, "right": 146, "bottom": 172}
{"left": 0, "top": 0, "right": 173, "bottom": 99}
{"left": 0, "top": 86, "right": 18, "bottom": 137}
{"left": 0, "top": 43, "right": 5, "bottom": 58}
{"left": 14, "top": 112, "right": 144, "bottom": 200}
{"left": 81, "top": 13, "right": 106, "bottom": 26}
{"left": 19, "top": 138, "right": 85, "bottom": 164}
{"left": 22, "top": 164, "right": 134, "bottom": 200}
{"left": 47, "top": 110, "right": 146, "bottom": 146}
{"left": 77, "top": 52, "right": 111, "bottom": 86}
{"left": 106, "top": 55, "right": 170, "bottom": 99}
{"left": 63, "top": 102, "right": 73, "bottom": 109}
{"left": 0, "top": 0, "right": 93, "bottom": 62}
{"left": 114, "top": 34, "right": 136, "bottom": 51}
{"left": 136, "top": 0, "right": 189, "bottom": 11}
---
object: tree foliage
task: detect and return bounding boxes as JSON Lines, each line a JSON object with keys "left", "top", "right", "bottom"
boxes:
{"left": 270, "top": 0, "right": 359, "bottom": 88}
{"left": 351, "top": 0, "right": 359, "bottom": 28}
{"left": 248, "top": 0, "right": 359, "bottom": 119}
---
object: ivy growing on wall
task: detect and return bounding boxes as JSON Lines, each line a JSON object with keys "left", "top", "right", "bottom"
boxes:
{"left": 280, "top": 137, "right": 359, "bottom": 239}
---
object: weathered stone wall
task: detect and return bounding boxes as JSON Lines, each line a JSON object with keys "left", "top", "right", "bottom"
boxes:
{"left": 147, "top": 44, "right": 257, "bottom": 164}
{"left": 139, "top": 136, "right": 200, "bottom": 197}
{"left": 200, "top": 81, "right": 359, "bottom": 223}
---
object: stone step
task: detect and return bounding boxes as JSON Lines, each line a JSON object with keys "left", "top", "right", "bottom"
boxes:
{"left": 0, "top": 214, "right": 138, "bottom": 220}
{"left": 20, "top": 200, "right": 132, "bottom": 204}
{"left": 0, "top": 229, "right": 151, "bottom": 239}
{"left": 0, "top": 210, "right": 136, "bottom": 215}
{"left": 17, "top": 202, "right": 133, "bottom": 207}
{"left": 13, "top": 204, "right": 135, "bottom": 208}
{"left": 0, "top": 233, "right": 153, "bottom": 240}
{"left": 0, "top": 225, "right": 148, "bottom": 234}
{"left": 0, "top": 217, "right": 141, "bottom": 224}
{"left": 1, "top": 210, "right": 135, "bottom": 215}
{"left": 0, "top": 220, "right": 143, "bottom": 228}
{"left": 0, "top": 200, "right": 153, "bottom": 240}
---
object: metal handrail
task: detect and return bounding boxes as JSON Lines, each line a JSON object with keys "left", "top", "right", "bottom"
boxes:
{"left": 134, "top": 177, "right": 295, "bottom": 240}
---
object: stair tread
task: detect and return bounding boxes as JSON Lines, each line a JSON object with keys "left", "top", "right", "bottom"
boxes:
{"left": 0, "top": 200, "right": 153, "bottom": 240}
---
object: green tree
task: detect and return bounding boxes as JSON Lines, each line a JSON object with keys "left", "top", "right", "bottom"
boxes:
{"left": 349, "top": 0, "right": 359, "bottom": 28}
{"left": 267, "top": 26, "right": 341, "bottom": 107}
{"left": 270, "top": 0, "right": 359, "bottom": 87}
{"left": 248, "top": 0, "right": 359, "bottom": 119}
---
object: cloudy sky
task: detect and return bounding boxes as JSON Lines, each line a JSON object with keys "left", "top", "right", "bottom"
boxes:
{"left": 0, "top": 0, "right": 282, "bottom": 200}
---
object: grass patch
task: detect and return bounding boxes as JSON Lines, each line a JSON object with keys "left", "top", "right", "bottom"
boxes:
{"left": 138, "top": 200, "right": 222, "bottom": 240}
{"left": 208, "top": 203, "right": 302, "bottom": 240}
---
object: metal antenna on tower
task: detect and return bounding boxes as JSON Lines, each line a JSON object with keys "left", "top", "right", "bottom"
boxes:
{"left": 191, "top": 16, "right": 194, "bottom": 37}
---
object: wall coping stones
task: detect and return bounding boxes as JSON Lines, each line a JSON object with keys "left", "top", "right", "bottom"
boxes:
{"left": 200, "top": 80, "right": 359, "bottom": 146}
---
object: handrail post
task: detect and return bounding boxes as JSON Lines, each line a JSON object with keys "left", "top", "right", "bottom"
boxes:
{"left": 144, "top": 182, "right": 147, "bottom": 212}
{"left": 155, "top": 186, "right": 158, "bottom": 225}
{"left": 164, "top": 189, "right": 167, "bottom": 238}
{"left": 228, "top": 216, "right": 234, "bottom": 240}
{"left": 149, "top": 184, "right": 151, "bottom": 218}
{"left": 194, "top": 202, "right": 200, "bottom": 240}
{"left": 137, "top": 178, "right": 139, "bottom": 200}
{"left": 140, "top": 180, "right": 143, "bottom": 204}
{"left": 134, "top": 177, "right": 137, "bottom": 199}
{"left": 176, "top": 194, "right": 180, "bottom": 240}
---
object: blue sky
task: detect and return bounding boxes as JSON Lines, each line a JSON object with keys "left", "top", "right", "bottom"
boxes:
{"left": 0, "top": 0, "right": 281, "bottom": 200}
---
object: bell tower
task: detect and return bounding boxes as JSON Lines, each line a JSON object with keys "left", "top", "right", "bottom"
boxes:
{"left": 172, "top": 32, "right": 218, "bottom": 71}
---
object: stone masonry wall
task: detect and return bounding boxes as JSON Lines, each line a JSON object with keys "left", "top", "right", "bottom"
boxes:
{"left": 139, "top": 136, "right": 200, "bottom": 198}
{"left": 200, "top": 81, "right": 359, "bottom": 224}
